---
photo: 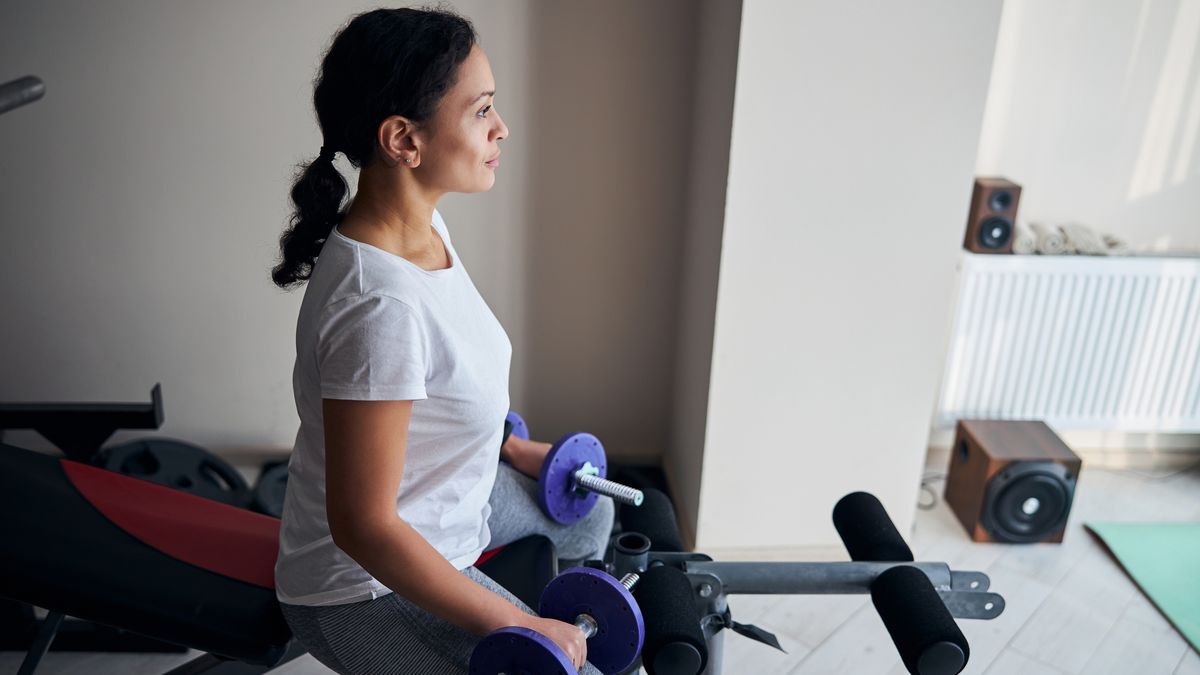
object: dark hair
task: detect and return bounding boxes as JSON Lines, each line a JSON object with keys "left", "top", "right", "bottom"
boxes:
{"left": 271, "top": 7, "right": 477, "bottom": 289}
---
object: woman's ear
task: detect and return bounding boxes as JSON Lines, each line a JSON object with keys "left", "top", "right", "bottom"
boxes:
{"left": 377, "top": 115, "right": 422, "bottom": 168}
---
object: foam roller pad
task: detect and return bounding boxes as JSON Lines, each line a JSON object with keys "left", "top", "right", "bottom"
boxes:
{"left": 619, "top": 488, "right": 684, "bottom": 553}
{"left": 833, "top": 491, "right": 915, "bottom": 562}
{"left": 634, "top": 566, "right": 707, "bottom": 675}
{"left": 870, "top": 565, "right": 969, "bottom": 675}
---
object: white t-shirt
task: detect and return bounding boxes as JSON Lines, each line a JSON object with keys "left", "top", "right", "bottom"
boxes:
{"left": 275, "top": 209, "right": 512, "bottom": 607}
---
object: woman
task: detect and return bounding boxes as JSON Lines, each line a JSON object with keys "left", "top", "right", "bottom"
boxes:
{"left": 269, "top": 8, "right": 613, "bottom": 674}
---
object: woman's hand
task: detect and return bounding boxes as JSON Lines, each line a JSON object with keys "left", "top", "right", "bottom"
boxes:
{"left": 526, "top": 615, "right": 588, "bottom": 672}
{"left": 501, "top": 436, "right": 552, "bottom": 480}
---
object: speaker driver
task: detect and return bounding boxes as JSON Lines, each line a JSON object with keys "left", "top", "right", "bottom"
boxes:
{"left": 976, "top": 216, "right": 1012, "bottom": 249}
{"left": 982, "top": 462, "right": 1074, "bottom": 543}
{"left": 988, "top": 190, "right": 1014, "bottom": 212}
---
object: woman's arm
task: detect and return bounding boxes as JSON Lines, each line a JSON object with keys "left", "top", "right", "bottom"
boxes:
{"left": 499, "top": 435, "right": 552, "bottom": 480}
{"left": 323, "top": 399, "right": 590, "bottom": 669}
{"left": 323, "top": 398, "right": 531, "bottom": 636}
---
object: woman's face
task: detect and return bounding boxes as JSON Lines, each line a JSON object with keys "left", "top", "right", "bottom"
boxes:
{"left": 418, "top": 45, "right": 508, "bottom": 193}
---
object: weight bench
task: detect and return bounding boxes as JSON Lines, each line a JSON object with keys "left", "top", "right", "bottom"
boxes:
{"left": 0, "top": 441, "right": 561, "bottom": 674}
{"left": 0, "top": 441, "right": 291, "bottom": 672}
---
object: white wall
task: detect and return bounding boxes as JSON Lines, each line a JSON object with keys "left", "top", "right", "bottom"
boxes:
{"left": 0, "top": 1, "right": 694, "bottom": 462}
{"left": 976, "top": 0, "right": 1200, "bottom": 254}
{"left": 928, "top": 0, "right": 1200, "bottom": 454}
{"left": 690, "top": 0, "right": 1005, "bottom": 553}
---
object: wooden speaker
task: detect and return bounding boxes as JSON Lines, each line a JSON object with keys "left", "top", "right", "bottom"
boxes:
{"left": 963, "top": 177, "right": 1021, "bottom": 254}
{"left": 944, "top": 419, "right": 1080, "bottom": 543}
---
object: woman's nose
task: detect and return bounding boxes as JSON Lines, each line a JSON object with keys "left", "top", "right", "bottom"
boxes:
{"left": 494, "top": 110, "right": 509, "bottom": 141}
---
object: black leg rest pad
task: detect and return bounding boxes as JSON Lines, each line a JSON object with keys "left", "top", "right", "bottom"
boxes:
{"left": 0, "top": 443, "right": 290, "bottom": 666}
{"left": 476, "top": 535, "right": 558, "bottom": 610}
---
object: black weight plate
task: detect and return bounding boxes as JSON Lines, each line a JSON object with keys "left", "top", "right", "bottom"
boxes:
{"left": 253, "top": 462, "right": 289, "bottom": 518}
{"left": 99, "top": 438, "right": 250, "bottom": 507}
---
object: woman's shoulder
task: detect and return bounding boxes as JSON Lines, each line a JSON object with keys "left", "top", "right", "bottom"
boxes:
{"left": 307, "top": 237, "right": 424, "bottom": 313}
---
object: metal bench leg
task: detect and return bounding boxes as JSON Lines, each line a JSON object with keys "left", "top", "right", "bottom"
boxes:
{"left": 17, "top": 610, "right": 64, "bottom": 675}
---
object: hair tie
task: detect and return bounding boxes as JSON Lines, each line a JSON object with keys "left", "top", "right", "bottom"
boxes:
{"left": 318, "top": 145, "right": 336, "bottom": 163}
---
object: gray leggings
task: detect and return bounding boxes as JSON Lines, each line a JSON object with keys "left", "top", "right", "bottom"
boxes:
{"left": 280, "top": 462, "right": 614, "bottom": 674}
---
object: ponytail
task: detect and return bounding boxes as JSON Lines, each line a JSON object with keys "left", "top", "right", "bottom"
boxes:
{"left": 271, "top": 152, "right": 348, "bottom": 289}
{"left": 270, "top": 7, "right": 477, "bottom": 290}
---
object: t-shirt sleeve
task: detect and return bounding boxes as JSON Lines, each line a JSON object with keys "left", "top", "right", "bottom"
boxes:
{"left": 315, "top": 294, "right": 428, "bottom": 401}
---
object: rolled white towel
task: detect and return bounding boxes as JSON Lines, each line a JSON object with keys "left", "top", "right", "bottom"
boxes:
{"left": 1060, "top": 223, "right": 1108, "bottom": 255}
{"left": 1030, "top": 221, "right": 1070, "bottom": 255}
{"left": 1012, "top": 219, "right": 1036, "bottom": 255}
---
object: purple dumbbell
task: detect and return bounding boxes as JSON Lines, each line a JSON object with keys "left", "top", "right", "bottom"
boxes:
{"left": 470, "top": 627, "right": 575, "bottom": 675}
{"left": 538, "top": 432, "right": 644, "bottom": 525}
{"left": 507, "top": 413, "right": 644, "bottom": 525}
{"left": 469, "top": 567, "right": 645, "bottom": 675}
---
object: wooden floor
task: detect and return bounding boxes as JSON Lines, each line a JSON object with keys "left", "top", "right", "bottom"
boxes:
{"left": 4, "top": 458, "right": 1197, "bottom": 675}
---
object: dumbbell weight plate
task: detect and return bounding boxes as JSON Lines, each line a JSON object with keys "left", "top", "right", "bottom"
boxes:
{"left": 99, "top": 438, "right": 250, "bottom": 507}
{"left": 506, "top": 411, "right": 530, "bottom": 441}
{"left": 469, "top": 626, "right": 575, "bottom": 675}
{"left": 539, "top": 566, "right": 645, "bottom": 675}
{"left": 539, "top": 433, "right": 606, "bottom": 525}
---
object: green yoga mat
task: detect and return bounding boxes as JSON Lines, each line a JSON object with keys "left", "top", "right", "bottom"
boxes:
{"left": 1086, "top": 522, "right": 1200, "bottom": 651}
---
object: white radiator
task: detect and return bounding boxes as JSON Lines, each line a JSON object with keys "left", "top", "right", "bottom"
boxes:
{"left": 934, "top": 253, "right": 1200, "bottom": 432}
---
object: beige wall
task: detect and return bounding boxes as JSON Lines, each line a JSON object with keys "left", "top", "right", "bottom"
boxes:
{"left": 668, "top": 0, "right": 743, "bottom": 552}
{"left": 690, "top": 0, "right": 1005, "bottom": 554}
{"left": 516, "top": 3, "right": 695, "bottom": 460}
{"left": 0, "top": 1, "right": 693, "bottom": 462}
{"left": 976, "top": 0, "right": 1200, "bottom": 255}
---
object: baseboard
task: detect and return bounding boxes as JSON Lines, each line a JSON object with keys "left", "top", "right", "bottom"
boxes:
{"left": 1063, "top": 446, "right": 1200, "bottom": 471}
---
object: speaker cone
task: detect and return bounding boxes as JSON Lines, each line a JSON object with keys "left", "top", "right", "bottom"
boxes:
{"left": 982, "top": 463, "right": 1074, "bottom": 543}
{"left": 988, "top": 190, "right": 1014, "bottom": 212}
{"left": 976, "top": 216, "right": 1012, "bottom": 249}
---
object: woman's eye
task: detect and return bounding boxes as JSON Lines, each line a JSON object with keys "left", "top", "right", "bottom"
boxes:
{"left": 477, "top": 105, "right": 492, "bottom": 118}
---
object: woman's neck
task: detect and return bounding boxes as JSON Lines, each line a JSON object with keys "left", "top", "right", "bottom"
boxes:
{"left": 341, "top": 164, "right": 443, "bottom": 260}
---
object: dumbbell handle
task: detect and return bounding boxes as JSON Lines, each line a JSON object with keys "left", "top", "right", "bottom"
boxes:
{"left": 570, "top": 573, "right": 640, "bottom": 639}
{"left": 573, "top": 464, "right": 645, "bottom": 506}
{"left": 574, "top": 613, "right": 599, "bottom": 640}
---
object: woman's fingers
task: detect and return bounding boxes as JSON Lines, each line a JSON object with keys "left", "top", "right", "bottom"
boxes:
{"left": 530, "top": 616, "right": 588, "bottom": 672}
